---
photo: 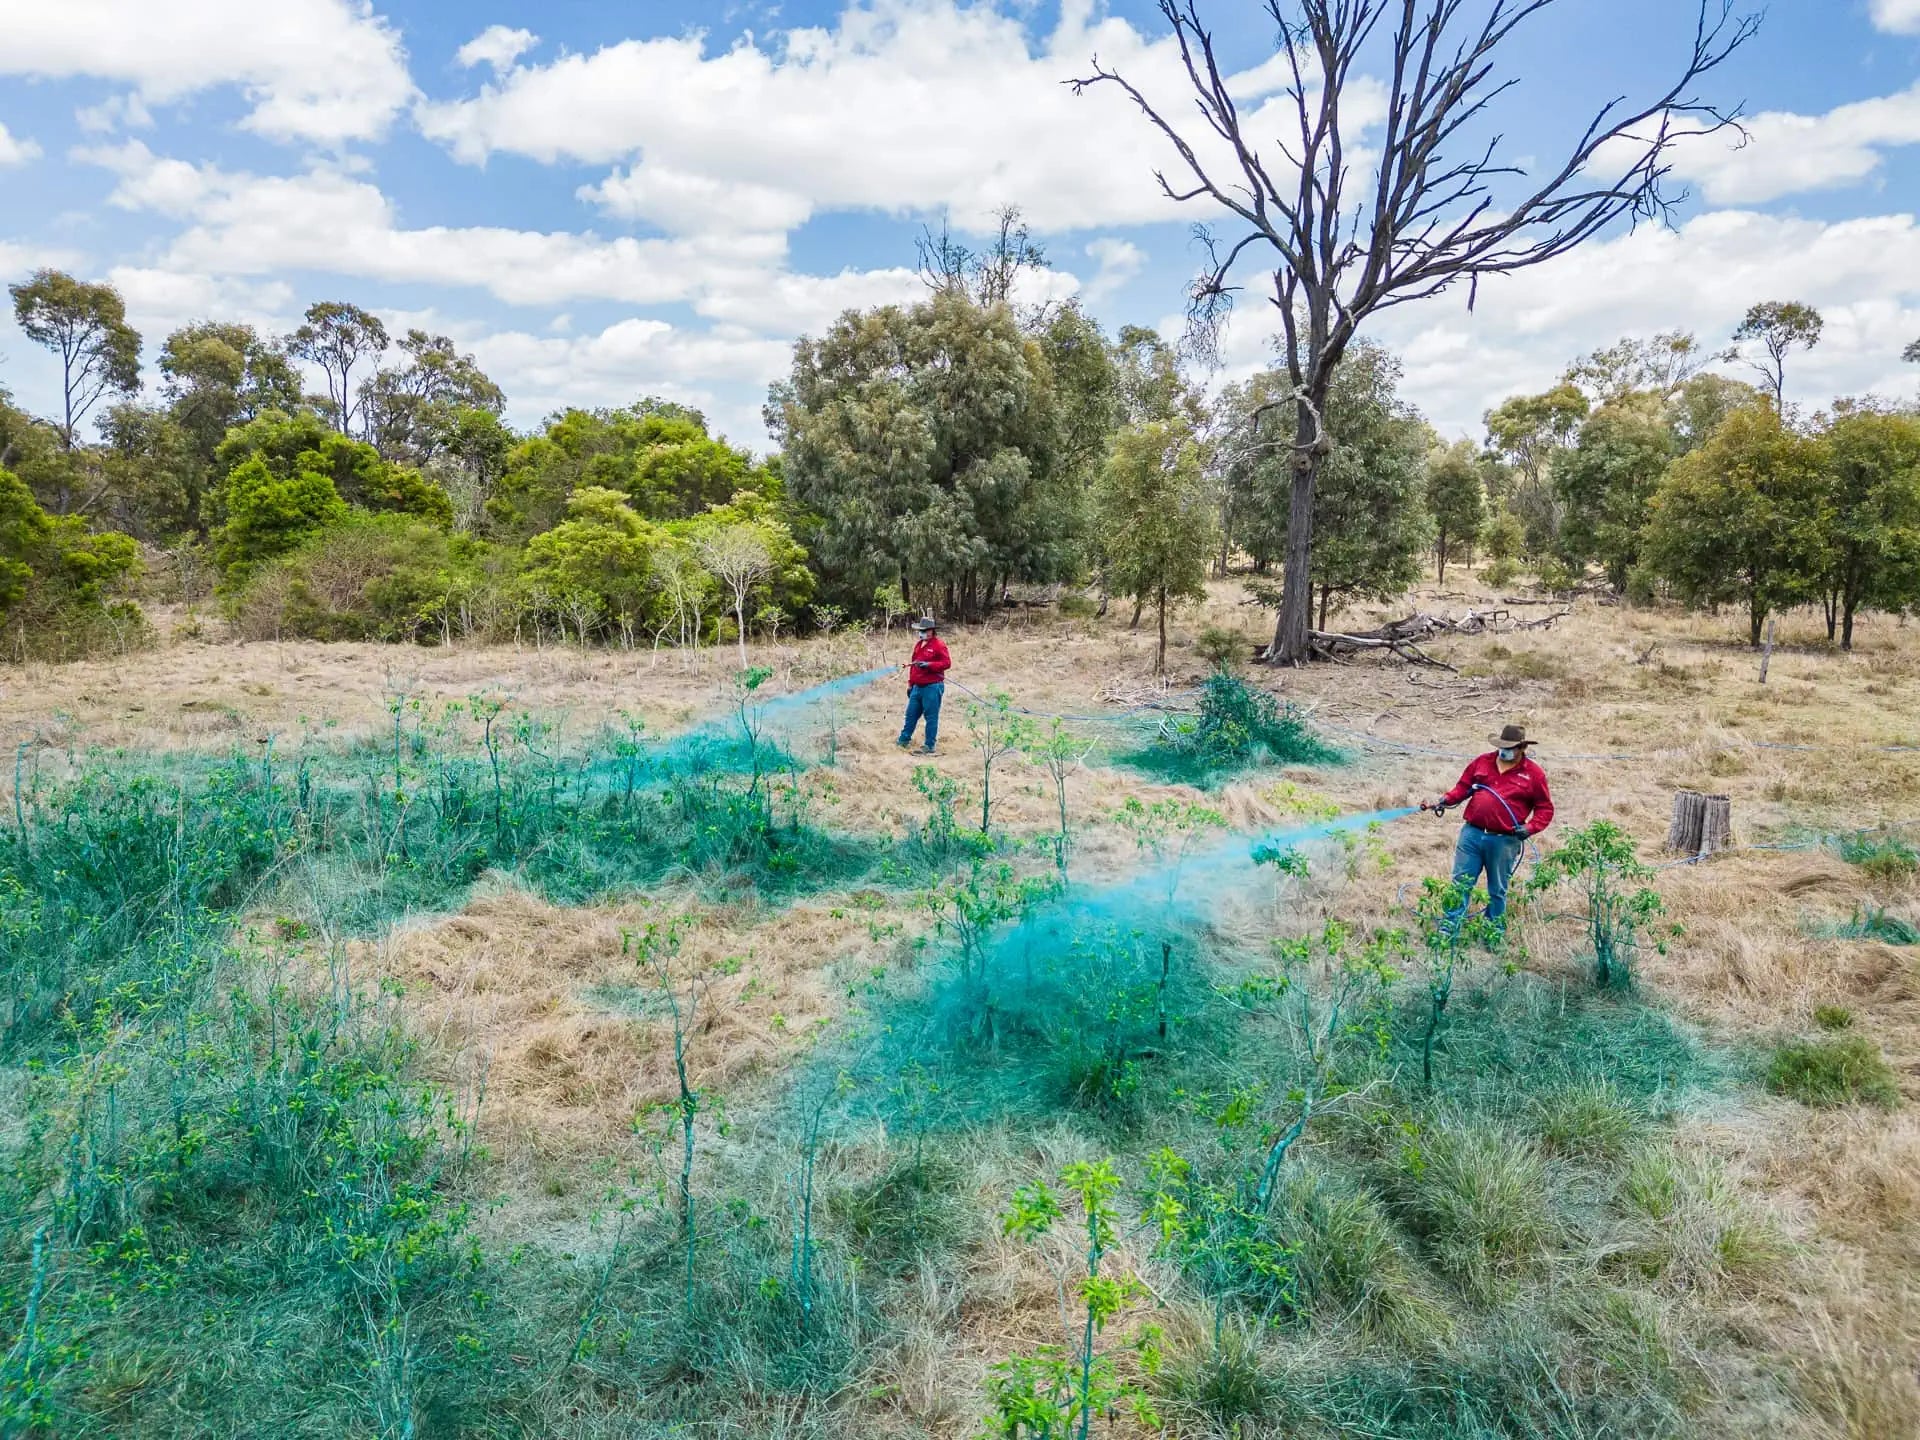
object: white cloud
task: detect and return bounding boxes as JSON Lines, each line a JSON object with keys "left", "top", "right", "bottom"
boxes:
{"left": 1643, "top": 83, "right": 1920, "bottom": 205}
{"left": 455, "top": 25, "right": 539, "bottom": 73}
{"left": 1871, "top": 0, "right": 1920, "bottom": 35}
{"left": 1, "top": 0, "right": 414, "bottom": 145}
{"left": 1204, "top": 208, "right": 1920, "bottom": 437}
{"left": 1082, "top": 237, "right": 1146, "bottom": 304}
{"left": 0, "top": 123, "right": 42, "bottom": 167}
{"left": 77, "top": 143, "right": 795, "bottom": 312}
{"left": 0, "top": 239, "right": 84, "bottom": 278}
{"left": 472, "top": 318, "right": 796, "bottom": 445}
{"left": 74, "top": 93, "right": 155, "bottom": 136}
{"left": 417, "top": 0, "right": 1360, "bottom": 235}
{"left": 579, "top": 165, "right": 814, "bottom": 236}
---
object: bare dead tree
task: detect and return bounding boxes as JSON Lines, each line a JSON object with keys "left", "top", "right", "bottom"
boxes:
{"left": 915, "top": 205, "right": 1049, "bottom": 306}
{"left": 1073, "top": 0, "right": 1756, "bottom": 665}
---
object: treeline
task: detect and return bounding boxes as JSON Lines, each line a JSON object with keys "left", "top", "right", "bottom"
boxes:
{"left": 4, "top": 260, "right": 1916, "bottom": 663}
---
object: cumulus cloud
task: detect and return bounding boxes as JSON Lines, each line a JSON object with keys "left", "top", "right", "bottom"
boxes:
{"left": 455, "top": 25, "right": 539, "bottom": 72}
{"left": 417, "top": 0, "right": 1359, "bottom": 235}
{"left": 74, "top": 94, "right": 155, "bottom": 136}
{"left": 77, "top": 142, "right": 795, "bottom": 312}
{"left": 1871, "top": 0, "right": 1920, "bottom": 35}
{"left": 1, "top": 0, "right": 414, "bottom": 145}
{"left": 1082, "top": 238, "right": 1146, "bottom": 304}
{"left": 1639, "top": 83, "right": 1920, "bottom": 205}
{"left": 1203, "top": 209, "right": 1920, "bottom": 436}
{"left": 0, "top": 124, "right": 41, "bottom": 167}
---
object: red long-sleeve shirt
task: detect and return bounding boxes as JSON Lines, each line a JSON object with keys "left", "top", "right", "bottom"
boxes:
{"left": 1441, "top": 753, "right": 1555, "bottom": 836}
{"left": 907, "top": 635, "right": 950, "bottom": 687}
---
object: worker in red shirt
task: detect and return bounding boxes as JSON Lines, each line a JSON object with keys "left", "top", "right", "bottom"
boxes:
{"left": 896, "top": 616, "right": 951, "bottom": 756}
{"left": 1420, "top": 723, "right": 1554, "bottom": 929}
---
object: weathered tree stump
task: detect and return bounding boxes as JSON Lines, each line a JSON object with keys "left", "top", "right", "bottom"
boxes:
{"left": 1667, "top": 789, "right": 1734, "bottom": 857}
{"left": 1700, "top": 794, "right": 1732, "bottom": 856}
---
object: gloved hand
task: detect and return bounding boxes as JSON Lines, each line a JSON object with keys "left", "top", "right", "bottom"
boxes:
{"left": 1512, "top": 824, "right": 1530, "bottom": 839}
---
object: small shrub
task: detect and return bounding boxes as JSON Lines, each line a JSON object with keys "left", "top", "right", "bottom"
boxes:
{"left": 1194, "top": 623, "right": 1247, "bottom": 671}
{"left": 1813, "top": 1004, "right": 1854, "bottom": 1031}
{"left": 1526, "top": 820, "right": 1668, "bottom": 989}
{"left": 1766, "top": 1035, "right": 1901, "bottom": 1109}
{"left": 1123, "top": 671, "right": 1339, "bottom": 784}
{"left": 1836, "top": 832, "right": 1920, "bottom": 881}
{"left": 1057, "top": 589, "right": 1099, "bottom": 619}
{"left": 1483, "top": 555, "right": 1520, "bottom": 588}
{"left": 1537, "top": 557, "right": 1578, "bottom": 593}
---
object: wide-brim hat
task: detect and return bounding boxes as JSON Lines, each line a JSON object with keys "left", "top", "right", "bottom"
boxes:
{"left": 910, "top": 616, "right": 938, "bottom": 631}
{"left": 1489, "top": 724, "right": 1533, "bottom": 748}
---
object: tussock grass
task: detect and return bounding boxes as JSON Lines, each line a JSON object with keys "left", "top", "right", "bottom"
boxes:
{"left": 1767, "top": 1035, "right": 1902, "bottom": 1109}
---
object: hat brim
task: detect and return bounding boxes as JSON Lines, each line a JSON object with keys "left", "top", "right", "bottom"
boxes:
{"left": 1490, "top": 735, "right": 1533, "bottom": 748}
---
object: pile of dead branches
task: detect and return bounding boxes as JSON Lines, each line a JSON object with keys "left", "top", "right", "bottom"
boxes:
{"left": 1289, "top": 606, "right": 1573, "bottom": 668}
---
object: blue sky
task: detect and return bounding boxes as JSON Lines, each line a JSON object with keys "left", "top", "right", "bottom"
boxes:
{"left": 2, "top": 0, "right": 1918, "bottom": 451}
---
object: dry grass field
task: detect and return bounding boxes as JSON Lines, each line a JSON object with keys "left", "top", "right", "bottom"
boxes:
{"left": 3, "top": 574, "right": 1916, "bottom": 1438}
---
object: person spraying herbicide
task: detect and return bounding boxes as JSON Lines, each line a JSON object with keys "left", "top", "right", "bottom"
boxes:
{"left": 896, "top": 616, "right": 950, "bottom": 756}
{"left": 1418, "top": 723, "right": 1555, "bottom": 931}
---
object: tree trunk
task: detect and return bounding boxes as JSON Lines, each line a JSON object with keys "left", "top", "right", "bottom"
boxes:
{"left": 1823, "top": 589, "right": 1838, "bottom": 641}
{"left": 1156, "top": 583, "right": 1167, "bottom": 671}
{"left": 1266, "top": 397, "right": 1322, "bottom": 665}
{"left": 1129, "top": 597, "right": 1144, "bottom": 631}
{"left": 1436, "top": 531, "right": 1448, "bottom": 584}
{"left": 1842, "top": 598, "right": 1857, "bottom": 651}
{"left": 1749, "top": 599, "right": 1765, "bottom": 649}
{"left": 1317, "top": 586, "right": 1330, "bottom": 632}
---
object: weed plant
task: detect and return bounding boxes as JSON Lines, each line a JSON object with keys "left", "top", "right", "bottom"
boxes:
{"left": 1814, "top": 904, "right": 1919, "bottom": 944}
{"left": 1835, "top": 830, "right": 1920, "bottom": 880}
{"left": 1119, "top": 670, "right": 1340, "bottom": 785}
{"left": 1526, "top": 819, "right": 1671, "bottom": 988}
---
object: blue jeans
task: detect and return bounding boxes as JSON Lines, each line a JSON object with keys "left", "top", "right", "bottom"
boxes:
{"left": 1449, "top": 823, "right": 1524, "bottom": 924}
{"left": 899, "top": 682, "right": 944, "bottom": 750}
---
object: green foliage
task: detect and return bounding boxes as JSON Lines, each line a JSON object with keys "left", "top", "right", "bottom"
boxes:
{"left": 966, "top": 691, "right": 1038, "bottom": 833}
{"left": 1646, "top": 405, "right": 1831, "bottom": 646}
{"left": 984, "top": 1159, "right": 1161, "bottom": 1440}
{"left": 1835, "top": 830, "right": 1920, "bottom": 880}
{"left": 1730, "top": 299, "right": 1823, "bottom": 407}
{"left": 235, "top": 510, "right": 491, "bottom": 642}
{"left": 1022, "top": 718, "right": 1097, "bottom": 878}
{"left": 213, "top": 453, "right": 350, "bottom": 589}
{"left": 1485, "top": 382, "right": 1590, "bottom": 555}
{"left": 519, "top": 486, "right": 674, "bottom": 645}
{"left": 1765, "top": 1035, "right": 1900, "bottom": 1109}
{"left": 1123, "top": 671, "right": 1339, "bottom": 785}
{"left": 1095, "top": 420, "right": 1216, "bottom": 668}
{"left": 772, "top": 290, "right": 1094, "bottom": 614}
{"left": 0, "top": 464, "right": 147, "bottom": 658}
{"left": 1426, "top": 439, "right": 1485, "bottom": 582}
{"left": 8, "top": 267, "right": 141, "bottom": 447}
{"left": 486, "top": 400, "right": 773, "bottom": 541}
{"left": 1812, "top": 1004, "right": 1854, "bottom": 1031}
{"left": 1554, "top": 394, "right": 1677, "bottom": 588}
{"left": 1527, "top": 820, "right": 1668, "bottom": 989}
{"left": 1821, "top": 408, "right": 1920, "bottom": 647}
{"left": 1817, "top": 904, "right": 1919, "bottom": 944}
{"left": 1221, "top": 340, "right": 1432, "bottom": 618}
